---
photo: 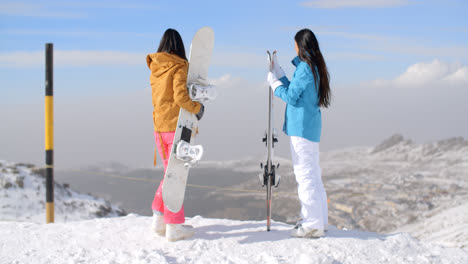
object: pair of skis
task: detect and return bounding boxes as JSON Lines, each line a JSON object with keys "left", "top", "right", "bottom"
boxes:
{"left": 260, "top": 51, "right": 280, "bottom": 231}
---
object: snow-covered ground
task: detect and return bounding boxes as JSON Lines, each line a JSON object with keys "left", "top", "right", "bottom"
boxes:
{"left": 0, "top": 160, "right": 125, "bottom": 223}
{"left": 1, "top": 215, "right": 467, "bottom": 264}
{"left": 395, "top": 202, "right": 468, "bottom": 249}
{"left": 1, "top": 133, "right": 467, "bottom": 263}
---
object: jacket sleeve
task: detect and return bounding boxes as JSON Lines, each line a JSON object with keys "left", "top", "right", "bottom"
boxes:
{"left": 173, "top": 64, "right": 202, "bottom": 114}
{"left": 279, "top": 76, "right": 290, "bottom": 87}
{"left": 274, "top": 66, "right": 309, "bottom": 106}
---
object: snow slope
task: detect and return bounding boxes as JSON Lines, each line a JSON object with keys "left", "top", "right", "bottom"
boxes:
{"left": 0, "top": 160, "right": 125, "bottom": 223}
{"left": 1, "top": 215, "right": 467, "bottom": 264}
{"left": 200, "top": 134, "right": 468, "bottom": 235}
{"left": 396, "top": 202, "right": 468, "bottom": 249}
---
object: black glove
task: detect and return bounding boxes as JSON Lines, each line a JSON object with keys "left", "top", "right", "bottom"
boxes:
{"left": 196, "top": 104, "right": 205, "bottom": 121}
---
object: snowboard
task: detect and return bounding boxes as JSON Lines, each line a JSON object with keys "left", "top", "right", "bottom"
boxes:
{"left": 162, "top": 27, "right": 215, "bottom": 213}
{"left": 260, "top": 50, "right": 280, "bottom": 231}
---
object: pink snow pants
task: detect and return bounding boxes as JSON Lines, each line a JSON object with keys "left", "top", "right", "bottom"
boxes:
{"left": 151, "top": 131, "right": 185, "bottom": 224}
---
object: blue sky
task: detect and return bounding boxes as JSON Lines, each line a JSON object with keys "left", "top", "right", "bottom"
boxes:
{"left": 1, "top": 0, "right": 468, "bottom": 167}
{"left": 1, "top": 0, "right": 467, "bottom": 99}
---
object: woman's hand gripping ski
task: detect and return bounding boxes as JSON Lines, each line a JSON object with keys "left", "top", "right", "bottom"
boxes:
{"left": 267, "top": 51, "right": 285, "bottom": 92}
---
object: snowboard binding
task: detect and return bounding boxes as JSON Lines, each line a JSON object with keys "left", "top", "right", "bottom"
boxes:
{"left": 188, "top": 83, "right": 217, "bottom": 103}
{"left": 175, "top": 140, "right": 204, "bottom": 168}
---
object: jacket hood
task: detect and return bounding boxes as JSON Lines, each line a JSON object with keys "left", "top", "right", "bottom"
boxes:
{"left": 146, "top": 52, "right": 188, "bottom": 77}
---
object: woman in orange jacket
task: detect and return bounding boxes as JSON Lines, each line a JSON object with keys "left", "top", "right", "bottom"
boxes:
{"left": 146, "top": 28, "right": 204, "bottom": 242}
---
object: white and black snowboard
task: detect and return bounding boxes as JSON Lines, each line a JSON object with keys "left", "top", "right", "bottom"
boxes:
{"left": 162, "top": 27, "right": 215, "bottom": 213}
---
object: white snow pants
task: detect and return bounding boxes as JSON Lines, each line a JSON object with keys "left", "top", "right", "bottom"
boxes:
{"left": 290, "top": 136, "right": 328, "bottom": 230}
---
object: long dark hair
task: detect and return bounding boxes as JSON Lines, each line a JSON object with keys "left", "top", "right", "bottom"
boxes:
{"left": 157, "top": 28, "right": 187, "bottom": 61}
{"left": 295, "top": 29, "right": 331, "bottom": 108}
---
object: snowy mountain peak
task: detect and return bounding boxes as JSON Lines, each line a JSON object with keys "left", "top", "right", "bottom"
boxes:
{"left": 372, "top": 133, "right": 412, "bottom": 153}
{"left": 435, "top": 136, "right": 468, "bottom": 151}
{"left": 369, "top": 134, "right": 468, "bottom": 162}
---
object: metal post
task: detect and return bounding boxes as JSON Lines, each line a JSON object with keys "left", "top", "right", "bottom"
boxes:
{"left": 45, "top": 43, "right": 54, "bottom": 223}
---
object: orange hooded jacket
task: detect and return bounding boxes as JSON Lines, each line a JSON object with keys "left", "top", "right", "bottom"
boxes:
{"left": 146, "top": 52, "right": 201, "bottom": 132}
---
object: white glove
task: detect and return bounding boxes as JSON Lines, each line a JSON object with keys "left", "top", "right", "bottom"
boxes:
{"left": 272, "top": 52, "right": 286, "bottom": 79}
{"left": 267, "top": 72, "right": 283, "bottom": 92}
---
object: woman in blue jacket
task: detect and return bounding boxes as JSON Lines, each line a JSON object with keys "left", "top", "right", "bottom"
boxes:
{"left": 267, "top": 28, "right": 331, "bottom": 238}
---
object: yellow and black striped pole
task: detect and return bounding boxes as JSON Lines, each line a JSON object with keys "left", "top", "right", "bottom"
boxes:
{"left": 45, "top": 43, "right": 54, "bottom": 223}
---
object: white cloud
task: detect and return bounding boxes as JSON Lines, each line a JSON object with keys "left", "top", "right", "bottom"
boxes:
{"left": 209, "top": 74, "right": 233, "bottom": 86}
{"left": 370, "top": 43, "right": 468, "bottom": 59}
{"left": 301, "top": 0, "right": 412, "bottom": 8}
{"left": 395, "top": 60, "right": 450, "bottom": 86}
{"left": 370, "top": 60, "right": 468, "bottom": 87}
{"left": 0, "top": 2, "right": 83, "bottom": 18}
{"left": 62, "top": 1, "right": 159, "bottom": 10}
{"left": 443, "top": 67, "right": 468, "bottom": 83}
{"left": 0, "top": 29, "right": 152, "bottom": 38}
{"left": 212, "top": 51, "right": 267, "bottom": 69}
{"left": 0, "top": 1, "right": 158, "bottom": 18}
{"left": 282, "top": 26, "right": 468, "bottom": 60}
{"left": 0, "top": 49, "right": 271, "bottom": 70}
{"left": 326, "top": 52, "right": 385, "bottom": 61}
{"left": 0, "top": 50, "right": 144, "bottom": 67}
{"left": 320, "top": 31, "right": 388, "bottom": 41}
{"left": 282, "top": 27, "right": 390, "bottom": 41}
{"left": 55, "top": 51, "right": 143, "bottom": 66}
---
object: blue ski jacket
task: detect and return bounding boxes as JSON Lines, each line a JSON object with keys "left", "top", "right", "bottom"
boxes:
{"left": 274, "top": 56, "right": 321, "bottom": 142}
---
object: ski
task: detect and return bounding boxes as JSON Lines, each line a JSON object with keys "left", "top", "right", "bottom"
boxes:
{"left": 260, "top": 50, "right": 280, "bottom": 231}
